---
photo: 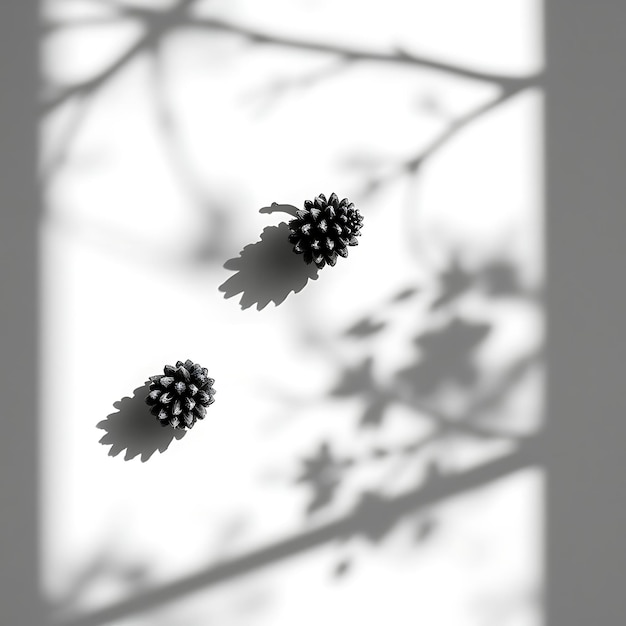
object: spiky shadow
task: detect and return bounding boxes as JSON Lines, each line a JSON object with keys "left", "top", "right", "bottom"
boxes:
{"left": 97, "top": 383, "right": 186, "bottom": 462}
{"left": 219, "top": 222, "right": 319, "bottom": 310}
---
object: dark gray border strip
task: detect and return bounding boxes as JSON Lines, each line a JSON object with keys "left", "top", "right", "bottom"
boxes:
{"left": 0, "top": 2, "right": 42, "bottom": 625}
{"left": 546, "top": 2, "right": 626, "bottom": 624}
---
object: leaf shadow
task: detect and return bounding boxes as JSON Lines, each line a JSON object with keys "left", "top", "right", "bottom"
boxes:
{"left": 398, "top": 317, "right": 492, "bottom": 398}
{"left": 97, "top": 383, "right": 186, "bottom": 462}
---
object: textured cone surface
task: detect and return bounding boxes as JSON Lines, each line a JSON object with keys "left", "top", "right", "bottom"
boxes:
{"left": 288, "top": 193, "right": 364, "bottom": 269}
{"left": 146, "top": 360, "right": 216, "bottom": 429}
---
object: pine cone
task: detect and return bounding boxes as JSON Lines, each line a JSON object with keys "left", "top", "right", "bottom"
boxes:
{"left": 146, "top": 360, "right": 216, "bottom": 429}
{"left": 288, "top": 193, "right": 364, "bottom": 269}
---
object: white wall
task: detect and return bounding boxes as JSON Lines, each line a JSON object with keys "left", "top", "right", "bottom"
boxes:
{"left": 40, "top": 2, "right": 544, "bottom": 624}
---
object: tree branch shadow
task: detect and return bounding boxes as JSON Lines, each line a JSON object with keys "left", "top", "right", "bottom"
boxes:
{"left": 97, "top": 382, "right": 186, "bottom": 462}
{"left": 59, "top": 437, "right": 541, "bottom": 626}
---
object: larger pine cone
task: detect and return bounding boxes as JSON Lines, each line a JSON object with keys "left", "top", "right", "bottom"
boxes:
{"left": 146, "top": 360, "right": 216, "bottom": 429}
{"left": 288, "top": 193, "right": 364, "bottom": 269}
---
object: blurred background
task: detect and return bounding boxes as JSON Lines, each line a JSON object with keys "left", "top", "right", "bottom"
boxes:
{"left": 36, "top": 2, "right": 545, "bottom": 625}
{"left": 20, "top": 1, "right": 625, "bottom": 625}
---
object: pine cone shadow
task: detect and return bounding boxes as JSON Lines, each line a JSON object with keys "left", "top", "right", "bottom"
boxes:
{"left": 97, "top": 383, "right": 186, "bottom": 462}
{"left": 219, "top": 222, "right": 319, "bottom": 310}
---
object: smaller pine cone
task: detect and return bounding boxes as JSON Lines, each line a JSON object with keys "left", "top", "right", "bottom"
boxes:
{"left": 288, "top": 193, "right": 364, "bottom": 269}
{"left": 146, "top": 360, "right": 216, "bottom": 429}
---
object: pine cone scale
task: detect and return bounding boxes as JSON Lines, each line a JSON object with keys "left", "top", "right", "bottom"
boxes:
{"left": 146, "top": 360, "right": 216, "bottom": 429}
{"left": 288, "top": 193, "right": 363, "bottom": 269}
